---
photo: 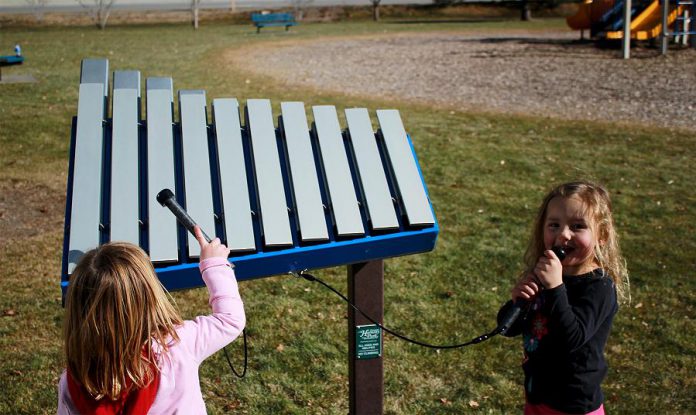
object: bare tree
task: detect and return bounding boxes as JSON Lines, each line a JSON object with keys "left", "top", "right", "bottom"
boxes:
{"left": 291, "top": 0, "right": 314, "bottom": 21}
{"left": 371, "top": 0, "right": 381, "bottom": 22}
{"left": 192, "top": 0, "right": 201, "bottom": 29}
{"left": 78, "top": 0, "right": 115, "bottom": 29}
{"left": 24, "top": 0, "right": 48, "bottom": 22}
{"left": 520, "top": 0, "right": 531, "bottom": 21}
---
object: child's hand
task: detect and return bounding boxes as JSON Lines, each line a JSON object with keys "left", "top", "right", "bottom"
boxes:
{"left": 534, "top": 250, "right": 563, "bottom": 289}
{"left": 511, "top": 274, "right": 541, "bottom": 302}
{"left": 194, "top": 225, "right": 230, "bottom": 262}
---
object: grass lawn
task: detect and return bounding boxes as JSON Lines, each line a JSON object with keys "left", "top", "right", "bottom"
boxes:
{"left": 0, "top": 17, "right": 694, "bottom": 414}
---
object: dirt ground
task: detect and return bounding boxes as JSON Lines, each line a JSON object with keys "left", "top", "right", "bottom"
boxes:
{"left": 0, "top": 178, "right": 65, "bottom": 247}
{"left": 234, "top": 30, "right": 696, "bottom": 131}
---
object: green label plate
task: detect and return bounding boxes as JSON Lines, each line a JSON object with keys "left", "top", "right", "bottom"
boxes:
{"left": 356, "top": 324, "right": 382, "bottom": 360}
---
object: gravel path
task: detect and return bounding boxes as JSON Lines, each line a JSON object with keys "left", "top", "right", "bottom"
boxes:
{"left": 236, "top": 30, "right": 696, "bottom": 130}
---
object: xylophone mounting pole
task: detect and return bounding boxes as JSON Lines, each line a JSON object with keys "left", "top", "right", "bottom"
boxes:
{"left": 348, "top": 260, "right": 384, "bottom": 415}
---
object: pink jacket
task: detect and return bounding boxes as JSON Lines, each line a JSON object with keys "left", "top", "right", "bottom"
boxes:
{"left": 57, "top": 257, "right": 246, "bottom": 414}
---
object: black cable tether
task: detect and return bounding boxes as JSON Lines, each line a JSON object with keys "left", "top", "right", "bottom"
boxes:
{"left": 296, "top": 271, "right": 501, "bottom": 349}
{"left": 223, "top": 329, "right": 248, "bottom": 378}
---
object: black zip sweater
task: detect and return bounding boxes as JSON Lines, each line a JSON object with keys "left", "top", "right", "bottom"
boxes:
{"left": 497, "top": 269, "right": 618, "bottom": 414}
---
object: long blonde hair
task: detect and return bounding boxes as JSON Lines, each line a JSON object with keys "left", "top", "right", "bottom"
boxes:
{"left": 63, "top": 242, "right": 183, "bottom": 400}
{"left": 522, "top": 181, "right": 630, "bottom": 304}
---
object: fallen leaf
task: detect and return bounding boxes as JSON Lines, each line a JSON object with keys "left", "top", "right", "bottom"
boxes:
{"left": 224, "top": 400, "right": 241, "bottom": 411}
{"left": 276, "top": 344, "right": 285, "bottom": 352}
{"left": 3, "top": 309, "right": 17, "bottom": 317}
{"left": 469, "top": 400, "right": 480, "bottom": 408}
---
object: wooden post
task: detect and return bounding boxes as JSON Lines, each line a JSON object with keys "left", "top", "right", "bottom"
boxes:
{"left": 348, "top": 260, "right": 384, "bottom": 415}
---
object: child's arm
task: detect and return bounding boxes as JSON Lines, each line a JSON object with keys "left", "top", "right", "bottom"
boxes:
{"left": 543, "top": 278, "right": 617, "bottom": 352}
{"left": 179, "top": 227, "right": 246, "bottom": 362}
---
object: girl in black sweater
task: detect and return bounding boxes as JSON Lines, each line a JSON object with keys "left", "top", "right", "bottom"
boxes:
{"left": 498, "top": 181, "right": 630, "bottom": 414}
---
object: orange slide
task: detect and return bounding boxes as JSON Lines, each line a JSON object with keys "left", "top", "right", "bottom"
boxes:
{"left": 606, "top": 0, "right": 686, "bottom": 39}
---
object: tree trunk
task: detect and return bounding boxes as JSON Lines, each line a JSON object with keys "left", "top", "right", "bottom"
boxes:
{"left": 98, "top": 7, "right": 110, "bottom": 29}
{"left": 520, "top": 0, "right": 531, "bottom": 21}
{"left": 372, "top": 0, "right": 381, "bottom": 21}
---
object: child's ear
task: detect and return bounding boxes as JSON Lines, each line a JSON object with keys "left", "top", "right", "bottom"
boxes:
{"left": 596, "top": 224, "right": 607, "bottom": 247}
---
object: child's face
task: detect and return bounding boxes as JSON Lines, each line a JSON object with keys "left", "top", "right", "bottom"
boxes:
{"left": 543, "top": 195, "right": 599, "bottom": 275}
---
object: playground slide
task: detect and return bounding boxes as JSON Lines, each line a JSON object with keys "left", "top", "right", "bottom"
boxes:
{"left": 606, "top": 0, "right": 686, "bottom": 39}
{"left": 567, "top": 0, "right": 616, "bottom": 30}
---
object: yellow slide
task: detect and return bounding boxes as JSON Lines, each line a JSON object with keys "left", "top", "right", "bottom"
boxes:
{"left": 607, "top": 0, "right": 686, "bottom": 39}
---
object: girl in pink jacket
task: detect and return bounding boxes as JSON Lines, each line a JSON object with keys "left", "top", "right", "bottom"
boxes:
{"left": 58, "top": 226, "right": 245, "bottom": 414}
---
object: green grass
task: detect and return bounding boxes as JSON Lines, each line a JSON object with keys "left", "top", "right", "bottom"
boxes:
{"left": 1, "top": 17, "right": 695, "bottom": 414}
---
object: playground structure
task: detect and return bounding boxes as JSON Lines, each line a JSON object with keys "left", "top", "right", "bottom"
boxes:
{"left": 567, "top": 0, "right": 696, "bottom": 52}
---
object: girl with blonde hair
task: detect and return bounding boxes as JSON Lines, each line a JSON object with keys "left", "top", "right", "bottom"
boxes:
{"left": 58, "top": 227, "right": 245, "bottom": 414}
{"left": 498, "top": 181, "right": 629, "bottom": 415}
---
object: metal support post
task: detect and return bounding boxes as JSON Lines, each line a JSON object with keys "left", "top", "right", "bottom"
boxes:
{"left": 348, "top": 260, "right": 384, "bottom": 415}
{"left": 691, "top": 2, "right": 696, "bottom": 47}
{"left": 662, "top": 0, "right": 671, "bottom": 54}
{"left": 623, "top": 0, "right": 633, "bottom": 58}
{"left": 682, "top": 10, "right": 689, "bottom": 45}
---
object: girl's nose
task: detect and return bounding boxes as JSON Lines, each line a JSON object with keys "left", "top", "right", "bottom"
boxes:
{"left": 558, "top": 226, "right": 572, "bottom": 242}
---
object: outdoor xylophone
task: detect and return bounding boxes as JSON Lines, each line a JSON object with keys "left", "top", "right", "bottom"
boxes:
{"left": 61, "top": 58, "right": 439, "bottom": 295}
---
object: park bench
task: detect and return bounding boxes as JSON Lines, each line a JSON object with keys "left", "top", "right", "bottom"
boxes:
{"left": 251, "top": 12, "right": 297, "bottom": 33}
{"left": 0, "top": 55, "right": 24, "bottom": 81}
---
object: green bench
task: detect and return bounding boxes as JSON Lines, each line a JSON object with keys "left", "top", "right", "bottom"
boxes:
{"left": 0, "top": 55, "right": 24, "bottom": 81}
{"left": 251, "top": 13, "right": 297, "bottom": 33}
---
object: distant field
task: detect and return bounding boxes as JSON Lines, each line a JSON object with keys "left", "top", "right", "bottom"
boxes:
{"left": 0, "top": 18, "right": 694, "bottom": 414}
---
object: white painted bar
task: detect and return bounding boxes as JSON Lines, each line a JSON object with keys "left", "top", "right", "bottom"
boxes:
{"left": 246, "top": 99, "right": 293, "bottom": 247}
{"left": 312, "top": 105, "right": 364, "bottom": 237}
{"left": 67, "top": 59, "right": 108, "bottom": 273}
{"left": 146, "top": 77, "right": 178, "bottom": 263}
{"left": 179, "top": 90, "right": 216, "bottom": 258}
{"left": 377, "top": 109, "right": 434, "bottom": 226}
{"left": 212, "top": 98, "right": 256, "bottom": 252}
{"left": 345, "top": 108, "right": 398, "bottom": 231}
{"left": 281, "top": 102, "right": 328, "bottom": 242}
{"left": 110, "top": 70, "right": 140, "bottom": 245}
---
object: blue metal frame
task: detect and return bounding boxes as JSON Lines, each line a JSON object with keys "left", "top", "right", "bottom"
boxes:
{"left": 152, "top": 224, "right": 437, "bottom": 291}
